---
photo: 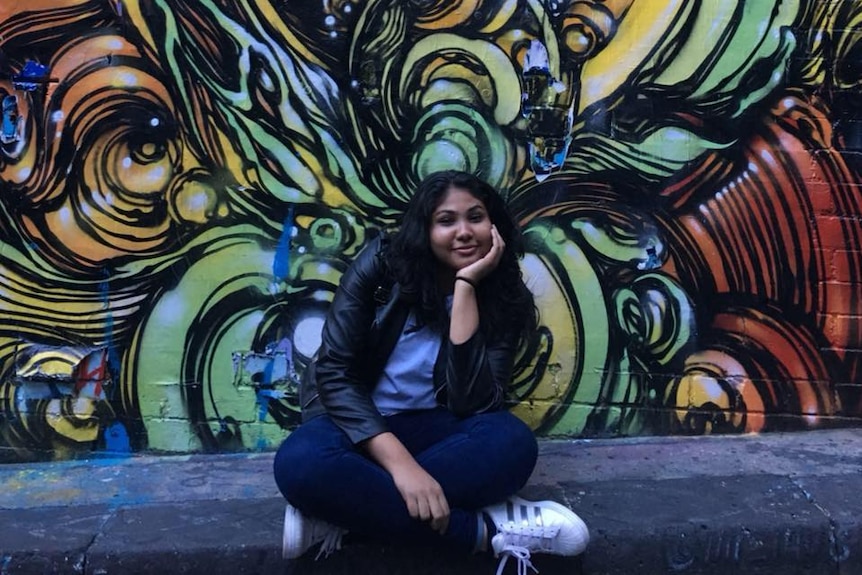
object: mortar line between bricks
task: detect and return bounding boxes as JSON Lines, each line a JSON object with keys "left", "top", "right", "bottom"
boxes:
{"left": 786, "top": 476, "right": 842, "bottom": 575}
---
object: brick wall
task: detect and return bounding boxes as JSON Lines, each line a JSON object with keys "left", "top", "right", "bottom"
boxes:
{"left": 0, "top": 0, "right": 859, "bottom": 461}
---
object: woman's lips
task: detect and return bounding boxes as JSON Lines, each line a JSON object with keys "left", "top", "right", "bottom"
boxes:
{"left": 453, "top": 246, "right": 478, "bottom": 256}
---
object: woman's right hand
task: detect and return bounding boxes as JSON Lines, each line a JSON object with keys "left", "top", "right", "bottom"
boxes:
{"left": 391, "top": 463, "right": 451, "bottom": 534}
{"left": 364, "top": 432, "right": 451, "bottom": 534}
{"left": 455, "top": 224, "right": 505, "bottom": 284}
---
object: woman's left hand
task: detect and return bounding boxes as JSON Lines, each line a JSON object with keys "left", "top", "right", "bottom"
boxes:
{"left": 456, "top": 225, "right": 505, "bottom": 284}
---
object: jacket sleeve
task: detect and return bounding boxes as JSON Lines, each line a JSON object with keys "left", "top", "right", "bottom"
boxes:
{"left": 442, "top": 327, "right": 518, "bottom": 417}
{"left": 314, "top": 238, "right": 389, "bottom": 444}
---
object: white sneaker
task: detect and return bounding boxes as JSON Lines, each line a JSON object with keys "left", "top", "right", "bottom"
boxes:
{"left": 282, "top": 503, "right": 347, "bottom": 560}
{"left": 484, "top": 496, "right": 589, "bottom": 574}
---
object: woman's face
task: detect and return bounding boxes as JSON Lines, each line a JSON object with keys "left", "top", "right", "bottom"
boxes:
{"left": 429, "top": 186, "right": 493, "bottom": 272}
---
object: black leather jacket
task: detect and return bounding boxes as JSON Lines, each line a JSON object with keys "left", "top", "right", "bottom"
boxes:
{"left": 300, "top": 234, "right": 519, "bottom": 444}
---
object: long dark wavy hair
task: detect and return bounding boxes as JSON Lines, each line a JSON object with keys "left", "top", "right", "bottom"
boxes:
{"left": 386, "top": 171, "right": 537, "bottom": 340}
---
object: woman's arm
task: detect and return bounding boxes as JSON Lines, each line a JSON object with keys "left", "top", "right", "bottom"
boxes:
{"left": 449, "top": 226, "right": 503, "bottom": 344}
{"left": 443, "top": 329, "right": 516, "bottom": 415}
{"left": 364, "top": 432, "right": 450, "bottom": 534}
{"left": 315, "top": 237, "right": 389, "bottom": 444}
{"left": 448, "top": 277, "right": 479, "bottom": 344}
{"left": 444, "top": 226, "right": 515, "bottom": 415}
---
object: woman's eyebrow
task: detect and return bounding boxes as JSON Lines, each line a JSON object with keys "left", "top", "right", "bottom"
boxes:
{"left": 434, "top": 204, "right": 485, "bottom": 216}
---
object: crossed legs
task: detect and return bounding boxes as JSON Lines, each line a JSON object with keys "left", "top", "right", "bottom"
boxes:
{"left": 273, "top": 408, "right": 538, "bottom": 552}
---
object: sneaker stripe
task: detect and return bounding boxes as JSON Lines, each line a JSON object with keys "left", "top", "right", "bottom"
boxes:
{"left": 486, "top": 496, "right": 590, "bottom": 558}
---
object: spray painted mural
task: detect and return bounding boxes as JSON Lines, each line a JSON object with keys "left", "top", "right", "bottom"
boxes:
{"left": 0, "top": 0, "right": 860, "bottom": 461}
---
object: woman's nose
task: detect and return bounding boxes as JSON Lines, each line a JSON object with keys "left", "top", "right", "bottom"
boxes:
{"left": 455, "top": 220, "right": 473, "bottom": 237}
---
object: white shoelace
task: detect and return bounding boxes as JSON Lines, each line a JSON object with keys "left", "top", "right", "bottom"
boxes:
{"left": 314, "top": 528, "right": 345, "bottom": 560}
{"left": 495, "top": 543, "right": 538, "bottom": 575}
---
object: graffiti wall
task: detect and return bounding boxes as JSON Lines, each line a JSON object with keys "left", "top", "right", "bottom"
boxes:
{"left": 0, "top": 0, "right": 860, "bottom": 461}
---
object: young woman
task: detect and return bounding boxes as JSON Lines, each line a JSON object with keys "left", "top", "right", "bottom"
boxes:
{"left": 273, "top": 171, "right": 589, "bottom": 572}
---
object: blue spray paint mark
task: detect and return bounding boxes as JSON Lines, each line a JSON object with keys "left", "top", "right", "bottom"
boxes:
{"left": 256, "top": 431, "right": 268, "bottom": 451}
{"left": 638, "top": 246, "right": 662, "bottom": 270}
{"left": 255, "top": 389, "right": 286, "bottom": 422}
{"left": 255, "top": 389, "right": 273, "bottom": 451}
{"left": 84, "top": 453, "right": 135, "bottom": 466}
{"left": 272, "top": 206, "right": 294, "bottom": 282}
{"left": 262, "top": 356, "right": 274, "bottom": 386}
{"left": 1, "top": 95, "right": 20, "bottom": 144}
{"left": 12, "top": 60, "right": 50, "bottom": 91}
{"left": 257, "top": 391, "right": 270, "bottom": 423}
{"left": 255, "top": 389, "right": 287, "bottom": 450}
{"left": 103, "top": 421, "right": 131, "bottom": 454}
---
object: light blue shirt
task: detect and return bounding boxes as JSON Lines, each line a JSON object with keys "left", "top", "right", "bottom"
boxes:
{"left": 371, "top": 310, "right": 442, "bottom": 416}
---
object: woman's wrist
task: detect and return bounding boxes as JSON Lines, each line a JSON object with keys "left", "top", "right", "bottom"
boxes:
{"left": 454, "top": 275, "right": 477, "bottom": 289}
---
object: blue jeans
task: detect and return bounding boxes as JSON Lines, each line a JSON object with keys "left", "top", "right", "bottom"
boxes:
{"left": 273, "top": 408, "right": 538, "bottom": 552}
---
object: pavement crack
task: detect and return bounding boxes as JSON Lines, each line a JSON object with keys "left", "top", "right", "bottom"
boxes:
{"left": 79, "top": 509, "right": 116, "bottom": 574}
{"left": 787, "top": 477, "right": 845, "bottom": 575}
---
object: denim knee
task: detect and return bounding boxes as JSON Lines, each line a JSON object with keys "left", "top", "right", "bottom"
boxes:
{"left": 498, "top": 411, "right": 539, "bottom": 480}
{"left": 273, "top": 424, "right": 342, "bottom": 504}
{"left": 273, "top": 435, "right": 312, "bottom": 503}
{"left": 485, "top": 411, "right": 537, "bottom": 457}
{"left": 467, "top": 410, "right": 538, "bottom": 477}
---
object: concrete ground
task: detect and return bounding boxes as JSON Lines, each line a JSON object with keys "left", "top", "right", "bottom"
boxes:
{"left": 0, "top": 428, "right": 859, "bottom": 574}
